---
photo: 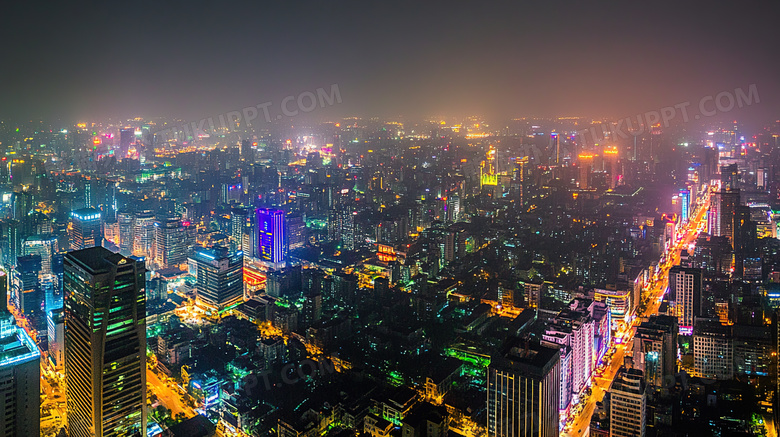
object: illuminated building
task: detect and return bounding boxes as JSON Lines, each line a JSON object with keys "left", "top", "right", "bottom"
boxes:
{"left": 287, "top": 213, "right": 305, "bottom": 250}
{"left": 719, "top": 188, "right": 740, "bottom": 246}
{"left": 22, "top": 234, "right": 57, "bottom": 274}
{"left": 231, "top": 206, "right": 250, "bottom": 250}
{"left": 191, "top": 246, "right": 243, "bottom": 312}
{"left": 708, "top": 192, "right": 721, "bottom": 236}
{"left": 480, "top": 145, "right": 499, "bottom": 187}
{"left": 693, "top": 321, "right": 732, "bottom": 379}
{"left": 256, "top": 208, "right": 287, "bottom": 265}
{"left": 117, "top": 211, "right": 135, "bottom": 256}
{"left": 632, "top": 315, "right": 677, "bottom": 388}
{"left": 669, "top": 267, "right": 702, "bottom": 335}
{"left": 328, "top": 208, "right": 356, "bottom": 250}
{"left": 542, "top": 302, "right": 595, "bottom": 406}
{"left": 119, "top": 127, "right": 134, "bottom": 156}
{"left": 593, "top": 287, "right": 632, "bottom": 323}
{"left": 47, "top": 308, "right": 65, "bottom": 367}
{"left": 154, "top": 214, "right": 187, "bottom": 269}
{"left": 132, "top": 209, "right": 155, "bottom": 258}
{"left": 487, "top": 339, "right": 560, "bottom": 437}
{"left": 0, "top": 310, "right": 40, "bottom": 437}
{"left": 12, "top": 255, "right": 42, "bottom": 319}
{"left": 679, "top": 189, "right": 691, "bottom": 223}
{"left": 603, "top": 147, "right": 619, "bottom": 189}
{"left": 609, "top": 368, "right": 646, "bottom": 437}
{"left": 64, "top": 247, "right": 146, "bottom": 437}
{"left": 578, "top": 153, "right": 596, "bottom": 189}
{"left": 69, "top": 207, "right": 103, "bottom": 250}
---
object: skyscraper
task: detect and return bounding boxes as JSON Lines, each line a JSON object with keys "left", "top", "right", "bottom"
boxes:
{"left": 0, "top": 310, "right": 41, "bottom": 437}
{"left": 609, "top": 367, "right": 646, "bottom": 437}
{"left": 154, "top": 214, "right": 187, "bottom": 269}
{"left": 487, "top": 339, "right": 560, "bottom": 437}
{"left": 70, "top": 208, "right": 103, "bottom": 251}
{"left": 632, "top": 315, "right": 677, "bottom": 388}
{"left": 719, "top": 188, "right": 740, "bottom": 247}
{"left": 64, "top": 247, "right": 146, "bottom": 437}
{"left": 191, "top": 246, "right": 244, "bottom": 312}
{"left": 669, "top": 266, "right": 703, "bottom": 335}
{"left": 12, "top": 254, "right": 42, "bottom": 320}
{"left": 708, "top": 192, "right": 721, "bottom": 236}
{"left": 257, "top": 208, "right": 287, "bottom": 265}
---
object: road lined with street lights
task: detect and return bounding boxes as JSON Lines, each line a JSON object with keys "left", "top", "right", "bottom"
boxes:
{"left": 563, "top": 188, "right": 711, "bottom": 436}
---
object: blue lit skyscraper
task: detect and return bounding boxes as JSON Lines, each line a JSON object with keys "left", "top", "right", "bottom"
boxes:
{"left": 680, "top": 189, "right": 691, "bottom": 223}
{"left": 257, "top": 208, "right": 286, "bottom": 265}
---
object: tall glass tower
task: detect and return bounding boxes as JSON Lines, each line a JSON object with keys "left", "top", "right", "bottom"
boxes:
{"left": 70, "top": 207, "right": 103, "bottom": 251}
{"left": 64, "top": 247, "right": 146, "bottom": 437}
{"left": 256, "top": 208, "right": 287, "bottom": 265}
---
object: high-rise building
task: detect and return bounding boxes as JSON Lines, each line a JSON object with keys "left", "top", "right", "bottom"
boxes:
{"left": 693, "top": 321, "right": 733, "bottom": 379}
{"left": 487, "top": 339, "right": 560, "bottom": 437}
{"left": 632, "top": 315, "right": 677, "bottom": 388}
{"left": 257, "top": 208, "right": 286, "bottom": 265}
{"left": 543, "top": 303, "right": 595, "bottom": 404}
{"left": 117, "top": 211, "right": 135, "bottom": 256}
{"left": 0, "top": 310, "right": 41, "bottom": 437}
{"left": 679, "top": 189, "right": 691, "bottom": 223}
{"left": 12, "top": 254, "right": 42, "bottom": 319}
{"left": 231, "top": 206, "right": 250, "bottom": 250}
{"left": 609, "top": 367, "right": 646, "bottom": 437}
{"left": 133, "top": 209, "right": 155, "bottom": 258}
{"left": 64, "top": 247, "right": 146, "bottom": 437}
{"left": 287, "top": 213, "right": 306, "bottom": 250}
{"left": 154, "top": 214, "right": 187, "bottom": 269}
{"left": 708, "top": 192, "right": 721, "bottom": 236}
{"left": 719, "top": 188, "right": 740, "bottom": 246}
{"left": 70, "top": 207, "right": 103, "bottom": 250}
{"left": 669, "top": 266, "right": 702, "bottom": 335}
{"left": 47, "top": 307, "right": 65, "bottom": 367}
{"left": 191, "top": 246, "right": 243, "bottom": 312}
{"left": 22, "top": 234, "right": 57, "bottom": 274}
{"left": 578, "top": 153, "right": 595, "bottom": 189}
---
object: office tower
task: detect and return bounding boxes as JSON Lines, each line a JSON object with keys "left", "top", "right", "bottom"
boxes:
{"left": 154, "top": 214, "right": 187, "bottom": 269}
{"left": 328, "top": 208, "right": 356, "bottom": 250}
{"left": 287, "top": 213, "right": 305, "bottom": 250}
{"left": 22, "top": 234, "right": 57, "bottom": 274}
{"left": 693, "top": 321, "right": 733, "bottom": 379}
{"left": 633, "top": 315, "right": 678, "bottom": 388}
{"left": 708, "top": 192, "right": 721, "bottom": 236}
{"left": 542, "top": 304, "right": 595, "bottom": 403}
{"left": 732, "top": 205, "right": 756, "bottom": 279}
{"left": 720, "top": 163, "right": 738, "bottom": 190}
{"left": 487, "top": 339, "right": 560, "bottom": 437}
{"left": 256, "top": 208, "right": 287, "bottom": 265}
{"left": 719, "top": 188, "right": 740, "bottom": 246}
{"left": 609, "top": 368, "right": 646, "bottom": 437}
{"left": 12, "top": 255, "right": 42, "bottom": 320}
{"left": 231, "top": 206, "right": 249, "bottom": 249}
{"left": 64, "top": 247, "right": 146, "bottom": 437}
{"left": 12, "top": 190, "right": 34, "bottom": 222}
{"left": 117, "top": 211, "right": 135, "bottom": 256}
{"left": 2, "top": 219, "right": 22, "bottom": 267}
{"left": 119, "top": 127, "right": 134, "bottom": 156}
{"left": 133, "top": 209, "right": 155, "bottom": 258}
{"left": 70, "top": 207, "right": 103, "bottom": 250}
{"left": 578, "top": 153, "right": 595, "bottom": 189}
{"left": 191, "top": 246, "right": 243, "bottom": 312}
{"left": 669, "top": 266, "right": 702, "bottom": 335}
{"left": 47, "top": 307, "right": 65, "bottom": 367}
{"left": 0, "top": 311, "right": 41, "bottom": 437}
{"left": 603, "top": 147, "right": 619, "bottom": 189}
{"left": 679, "top": 189, "right": 691, "bottom": 223}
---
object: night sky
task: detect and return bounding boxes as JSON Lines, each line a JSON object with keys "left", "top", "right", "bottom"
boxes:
{"left": 3, "top": 1, "right": 780, "bottom": 123}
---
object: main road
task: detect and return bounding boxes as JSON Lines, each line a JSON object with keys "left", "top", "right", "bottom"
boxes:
{"left": 562, "top": 189, "right": 712, "bottom": 436}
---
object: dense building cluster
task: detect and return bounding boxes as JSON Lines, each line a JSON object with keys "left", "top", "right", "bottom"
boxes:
{"left": 0, "top": 116, "right": 779, "bottom": 437}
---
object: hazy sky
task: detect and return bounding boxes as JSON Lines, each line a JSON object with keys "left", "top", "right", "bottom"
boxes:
{"left": 2, "top": 1, "right": 779, "bottom": 123}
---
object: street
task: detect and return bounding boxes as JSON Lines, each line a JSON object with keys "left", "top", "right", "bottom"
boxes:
{"left": 562, "top": 189, "right": 711, "bottom": 436}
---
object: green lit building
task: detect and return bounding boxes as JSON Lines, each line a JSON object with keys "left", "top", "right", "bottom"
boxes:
{"left": 64, "top": 247, "right": 146, "bottom": 437}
